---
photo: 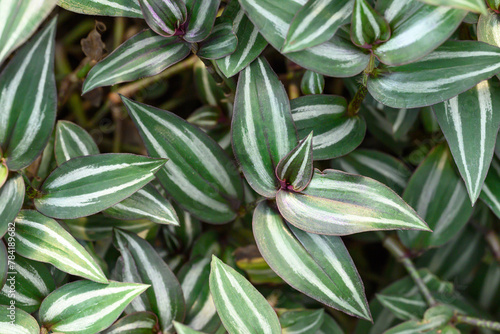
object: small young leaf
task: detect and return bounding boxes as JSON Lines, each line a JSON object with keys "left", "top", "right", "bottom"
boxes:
{"left": 58, "top": 0, "right": 143, "bottom": 18}
{"left": 0, "top": 305, "right": 40, "bottom": 334}
{"left": 276, "top": 132, "right": 314, "bottom": 192}
{"left": 138, "top": 0, "right": 187, "bottom": 36}
{"left": 0, "top": 173, "right": 24, "bottom": 238}
{"left": 14, "top": 210, "right": 108, "bottom": 283}
{"left": 280, "top": 309, "right": 325, "bottom": 334}
{"left": 55, "top": 121, "right": 99, "bottom": 165}
{"left": 301, "top": 70, "right": 325, "bottom": 95}
{"left": 34, "top": 154, "right": 166, "bottom": 219}
{"left": 39, "top": 280, "right": 149, "bottom": 334}
{"left": 183, "top": 0, "right": 221, "bottom": 43}
{"left": 102, "top": 312, "right": 158, "bottom": 334}
{"left": 197, "top": 21, "right": 238, "bottom": 60}
{"left": 350, "top": 0, "right": 390, "bottom": 48}
{"left": 209, "top": 255, "right": 281, "bottom": 334}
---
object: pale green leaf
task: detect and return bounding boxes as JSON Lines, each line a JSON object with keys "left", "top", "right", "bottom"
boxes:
{"left": 102, "top": 312, "right": 158, "bottom": 334}
{"left": 419, "top": 0, "right": 487, "bottom": 14}
{"left": 280, "top": 309, "right": 324, "bottom": 333}
{"left": 0, "top": 305, "right": 39, "bottom": 334}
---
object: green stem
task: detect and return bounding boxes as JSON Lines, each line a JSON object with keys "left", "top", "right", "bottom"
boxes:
{"left": 456, "top": 315, "right": 500, "bottom": 331}
{"left": 381, "top": 234, "right": 437, "bottom": 307}
{"left": 347, "top": 85, "right": 368, "bottom": 117}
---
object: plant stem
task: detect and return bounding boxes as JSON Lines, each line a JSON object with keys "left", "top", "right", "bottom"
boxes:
{"left": 198, "top": 56, "right": 235, "bottom": 103}
{"left": 381, "top": 234, "right": 438, "bottom": 307}
{"left": 456, "top": 315, "right": 500, "bottom": 331}
{"left": 347, "top": 85, "right": 368, "bottom": 117}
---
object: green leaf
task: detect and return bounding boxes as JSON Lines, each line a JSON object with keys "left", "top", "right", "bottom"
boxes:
{"left": 301, "top": 70, "right": 325, "bottom": 95}
{"left": 350, "top": 0, "right": 390, "bottom": 48}
{"left": 55, "top": 120, "right": 99, "bottom": 165}
{"left": 276, "top": 132, "right": 314, "bottom": 192}
{"left": 283, "top": 0, "right": 353, "bottom": 53}
{"left": 235, "top": 249, "right": 283, "bottom": 285}
{"left": 123, "top": 97, "right": 243, "bottom": 224}
{"left": 104, "top": 184, "right": 179, "bottom": 226}
{"left": 480, "top": 156, "right": 500, "bottom": 218}
{"left": 58, "top": 0, "right": 143, "bottom": 18}
{"left": 39, "top": 280, "right": 149, "bottom": 334}
{"left": 215, "top": 1, "right": 268, "bottom": 78}
{"left": 0, "top": 173, "right": 24, "bottom": 238}
{"left": 253, "top": 201, "right": 371, "bottom": 319}
{"left": 183, "top": 0, "right": 221, "bottom": 43}
{"left": 488, "top": 0, "right": 500, "bottom": 10}
{"left": 0, "top": 255, "right": 55, "bottom": 313}
{"left": 138, "top": 0, "right": 187, "bottom": 36}
{"left": 113, "top": 229, "right": 185, "bottom": 333}
{"left": 280, "top": 309, "right": 325, "bottom": 333}
{"left": 433, "top": 79, "right": 500, "bottom": 204}
{"left": 102, "top": 312, "right": 158, "bottom": 334}
{"left": 187, "top": 106, "right": 221, "bottom": 129}
{"left": 0, "top": 0, "right": 57, "bottom": 65}
{"left": 83, "top": 30, "right": 190, "bottom": 93}
{"left": 373, "top": 2, "right": 466, "bottom": 66}
{"left": 0, "top": 241, "right": 6, "bottom": 288}
{"left": 332, "top": 149, "right": 411, "bottom": 195}
{"left": 173, "top": 322, "right": 205, "bottom": 334}
{"left": 291, "top": 95, "right": 366, "bottom": 160}
{"left": 316, "top": 313, "right": 344, "bottom": 334}
{"left": 239, "top": 0, "right": 370, "bottom": 77}
{"left": 193, "top": 60, "right": 228, "bottom": 107}
{"left": 0, "top": 305, "right": 40, "bottom": 334}
{"left": 478, "top": 9, "right": 500, "bottom": 75}
{"left": 197, "top": 21, "right": 238, "bottom": 59}
{"left": 232, "top": 57, "right": 297, "bottom": 197}
{"left": 35, "top": 154, "right": 166, "bottom": 219}
{"left": 376, "top": 294, "right": 428, "bottom": 321}
{"left": 277, "top": 169, "right": 429, "bottom": 235}
{"left": 209, "top": 255, "right": 281, "bottom": 334}
{"left": 398, "top": 144, "right": 473, "bottom": 250}
{"left": 384, "top": 305, "right": 454, "bottom": 334}
{"left": 368, "top": 41, "right": 500, "bottom": 108}
{"left": 0, "top": 18, "right": 57, "bottom": 171}
{"left": 14, "top": 210, "right": 109, "bottom": 283}
{"left": 178, "top": 257, "right": 221, "bottom": 332}
{"left": 419, "top": 0, "right": 487, "bottom": 14}
{"left": 0, "top": 162, "right": 7, "bottom": 188}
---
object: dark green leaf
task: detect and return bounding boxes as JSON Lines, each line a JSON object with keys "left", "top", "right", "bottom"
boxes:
{"left": 301, "top": 70, "right": 325, "bottom": 95}
{"left": 480, "top": 156, "right": 500, "bottom": 218}
{"left": 0, "top": 173, "right": 24, "bottom": 238}
{"left": 102, "top": 312, "right": 158, "bottom": 334}
{"left": 55, "top": 121, "right": 99, "bottom": 165}
{"left": 280, "top": 309, "right": 324, "bottom": 334}
{"left": 197, "top": 21, "right": 238, "bottom": 59}
{"left": 58, "top": 0, "right": 143, "bottom": 18}
{"left": 276, "top": 132, "right": 314, "bottom": 192}
{"left": 350, "top": 0, "right": 390, "bottom": 48}
{"left": 183, "top": 0, "right": 221, "bottom": 43}
{"left": 138, "top": 0, "right": 187, "bottom": 36}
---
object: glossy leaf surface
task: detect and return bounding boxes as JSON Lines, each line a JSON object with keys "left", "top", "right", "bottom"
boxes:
{"left": 197, "top": 21, "right": 238, "bottom": 60}
{"left": 183, "top": 0, "right": 221, "bottom": 43}
{"left": 351, "top": 0, "right": 390, "bottom": 47}
{"left": 0, "top": 305, "right": 39, "bottom": 334}
{"left": 301, "top": 70, "right": 325, "bottom": 95}
{"left": 0, "top": 174, "right": 24, "bottom": 237}
{"left": 55, "top": 121, "right": 99, "bottom": 165}
{"left": 58, "top": 0, "right": 143, "bottom": 17}
{"left": 138, "top": 0, "right": 187, "bottom": 36}
{"left": 276, "top": 132, "right": 314, "bottom": 192}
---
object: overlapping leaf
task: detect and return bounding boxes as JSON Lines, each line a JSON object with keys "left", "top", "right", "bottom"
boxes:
{"left": 34, "top": 154, "right": 166, "bottom": 219}
{"left": 83, "top": 30, "right": 190, "bottom": 93}
{"left": 280, "top": 309, "right": 325, "bottom": 333}
{"left": 478, "top": 9, "right": 500, "bottom": 49}
{"left": 123, "top": 97, "right": 243, "bottom": 224}
{"left": 102, "top": 312, "right": 158, "bottom": 334}
{"left": 138, "top": 0, "right": 187, "bottom": 37}
{"left": 55, "top": 121, "right": 99, "bottom": 165}
{"left": 480, "top": 156, "right": 500, "bottom": 218}
{"left": 58, "top": 0, "right": 143, "bottom": 18}
{"left": 183, "top": 0, "right": 221, "bottom": 43}
{"left": 399, "top": 144, "right": 473, "bottom": 250}
{"left": 232, "top": 57, "right": 297, "bottom": 197}
{"left": 197, "top": 21, "right": 238, "bottom": 60}
{"left": 39, "top": 280, "right": 149, "bottom": 334}
{"left": 253, "top": 201, "right": 371, "bottom": 319}
{"left": 0, "top": 305, "right": 39, "bottom": 334}
{"left": 368, "top": 41, "right": 500, "bottom": 108}
{"left": 14, "top": 210, "right": 108, "bottom": 283}
{"left": 209, "top": 255, "right": 281, "bottom": 334}
{"left": 0, "top": 18, "right": 57, "bottom": 171}
{"left": 350, "top": 0, "right": 390, "bottom": 48}
{"left": 276, "top": 132, "right": 314, "bottom": 192}
{"left": 0, "top": 241, "right": 6, "bottom": 288}
{"left": 0, "top": 173, "right": 24, "bottom": 238}
{"left": 420, "top": 0, "right": 487, "bottom": 14}
{"left": 291, "top": 95, "right": 366, "bottom": 160}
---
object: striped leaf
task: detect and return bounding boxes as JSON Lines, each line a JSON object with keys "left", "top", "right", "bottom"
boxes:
{"left": 277, "top": 169, "right": 429, "bottom": 235}
{"left": 55, "top": 121, "right": 99, "bottom": 165}
{"left": 376, "top": 294, "right": 427, "bottom": 321}
{"left": 193, "top": 60, "right": 227, "bottom": 107}
{"left": 276, "top": 132, "right": 314, "bottom": 192}
{"left": 39, "top": 280, "right": 149, "bottom": 334}
{"left": 420, "top": 0, "right": 487, "bottom": 14}
{"left": 178, "top": 257, "right": 221, "bottom": 332}
{"left": 488, "top": 0, "right": 500, "bottom": 10}
{"left": 0, "top": 255, "right": 55, "bottom": 313}
{"left": 104, "top": 184, "right": 179, "bottom": 226}
{"left": 183, "top": 0, "right": 221, "bottom": 43}
{"left": 235, "top": 248, "right": 283, "bottom": 285}
{"left": 102, "top": 311, "right": 158, "bottom": 334}
{"left": 350, "top": 0, "right": 390, "bottom": 48}
{"left": 367, "top": 41, "right": 500, "bottom": 108}
{"left": 58, "top": 0, "right": 143, "bottom": 18}
{"left": 215, "top": 1, "right": 267, "bottom": 78}
{"left": 35, "top": 154, "right": 166, "bottom": 219}
{"left": 165, "top": 202, "right": 202, "bottom": 250}
{"left": 301, "top": 70, "right": 325, "bottom": 95}
{"left": 480, "top": 156, "right": 500, "bottom": 218}
{"left": 478, "top": 9, "right": 500, "bottom": 78}
{"left": 433, "top": 79, "right": 500, "bottom": 204}
{"left": 0, "top": 173, "right": 24, "bottom": 238}
{"left": 0, "top": 162, "right": 7, "bottom": 188}
{"left": 317, "top": 313, "right": 344, "bottom": 334}
{"left": 283, "top": 0, "right": 353, "bottom": 53}
{"left": 0, "top": 305, "right": 39, "bottom": 334}
{"left": 113, "top": 229, "right": 185, "bottom": 333}
{"left": 197, "top": 21, "right": 238, "bottom": 59}
{"left": 209, "top": 255, "right": 281, "bottom": 334}
{"left": 232, "top": 57, "right": 297, "bottom": 198}
{"left": 14, "top": 210, "right": 108, "bottom": 283}
{"left": 239, "top": 0, "right": 370, "bottom": 77}
{"left": 173, "top": 322, "right": 205, "bottom": 334}
{"left": 331, "top": 149, "right": 412, "bottom": 195}
{"left": 280, "top": 309, "right": 324, "bottom": 334}
{"left": 187, "top": 106, "right": 222, "bottom": 130}
{"left": 123, "top": 97, "right": 244, "bottom": 224}
{"left": 0, "top": 18, "right": 56, "bottom": 171}
{"left": 398, "top": 144, "right": 473, "bottom": 250}
{"left": 0, "top": 241, "right": 6, "bottom": 288}
{"left": 291, "top": 95, "right": 366, "bottom": 160}
{"left": 0, "top": 0, "right": 57, "bottom": 65}
{"left": 83, "top": 30, "right": 190, "bottom": 93}
{"left": 253, "top": 201, "right": 371, "bottom": 319}
{"left": 385, "top": 305, "right": 454, "bottom": 334}
{"left": 373, "top": 1, "right": 466, "bottom": 66}
{"left": 138, "top": 0, "right": 187, "bottom": 37}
